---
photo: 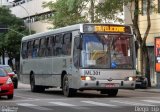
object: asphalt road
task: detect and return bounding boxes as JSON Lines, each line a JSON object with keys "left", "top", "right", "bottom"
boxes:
{"left": 1, "top": 82, "right": 160, "bottom": 112}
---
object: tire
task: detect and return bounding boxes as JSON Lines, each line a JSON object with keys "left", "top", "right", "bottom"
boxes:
{"left": 62, "top": 75, "right": 76, "bottom": 97}
{"left": 30, "top": 74, "right": 38, "bottom": 92}
{"left": 107, "top": 89, "right": 118, "bottom": 97}
{"left": 100, "top": 90, "right": 108, "bottom": 94}
{"left": 37, "top": 86, "right": 45, "bottom": 93}
{"left": 8, "top": 94, "right": 13, "bottom": 99}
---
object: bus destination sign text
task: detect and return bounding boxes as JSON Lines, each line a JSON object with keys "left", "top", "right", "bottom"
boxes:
{"left": 95, "top": 26, "right": 125, "bottom": 33}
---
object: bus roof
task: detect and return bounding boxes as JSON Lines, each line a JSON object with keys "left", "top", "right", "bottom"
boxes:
{"left": 22, "top": 23, "right": 131, "bottom": 41}
{"left": 22, "top": 23, "right": 82, "bottom": 41}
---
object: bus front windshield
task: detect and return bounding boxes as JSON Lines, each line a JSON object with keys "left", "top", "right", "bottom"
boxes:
{"left": 81, "top": 34, "right": 133, "bottom": 69}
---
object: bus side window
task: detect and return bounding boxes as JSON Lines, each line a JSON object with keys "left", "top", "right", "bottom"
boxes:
{"left": 63, "top": 33, "right": 72, "bottom": 55}
{"left": 39, "top": 38, "right": 47, "bottom": 57}
{"left": 55, "top": 34, "right": 63, "bottom": 56}
{"left": 32, "top": 39, "right": 39, "bottom": 58}
{"left": 27, "top": 41, "right": 33, "bottom": 58}
{"left": 22, "top": 42, "right": 27, "bottom": 59}
{"left": 52, "top": 36, "right": 56, "bottom": 56}
{"left": 46, "top": 36, "right": 54, "bottom": 56}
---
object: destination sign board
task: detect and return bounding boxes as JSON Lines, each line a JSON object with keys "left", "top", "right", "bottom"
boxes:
{"left": 83, "top": 24, "right": 131, "bottom": 34}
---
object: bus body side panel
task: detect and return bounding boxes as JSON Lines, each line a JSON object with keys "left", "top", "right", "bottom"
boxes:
{"left": 32, "top": 57, "right": 62, "bottom": 87}
{"left": 20, "top": 73, "right": 30, "bottom": 84}
{"left": 20, "top": 58, "right": 30, "bottom": 84}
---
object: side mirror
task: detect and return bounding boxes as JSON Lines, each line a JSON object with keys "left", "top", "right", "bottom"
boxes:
{"left": 8, "top": 73, "right": 14, "bottom": 77}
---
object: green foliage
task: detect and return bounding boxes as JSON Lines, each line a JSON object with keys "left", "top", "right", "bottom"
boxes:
{"left": 0, "top": 6, "right": 30, "bottom": 61}
{"left": 43, "top": 0, "right": 88, "bottom": 28}
{"left": 43, "top": 0, "right": 132, "bottom": 28}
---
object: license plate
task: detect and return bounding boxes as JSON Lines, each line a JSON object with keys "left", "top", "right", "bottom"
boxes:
{"left": 106, "top": 83, "right": 119, "bottom": 87}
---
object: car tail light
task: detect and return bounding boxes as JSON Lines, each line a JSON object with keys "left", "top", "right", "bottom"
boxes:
{"left": 6, "top": 77, "right": 13, "bottom": 84}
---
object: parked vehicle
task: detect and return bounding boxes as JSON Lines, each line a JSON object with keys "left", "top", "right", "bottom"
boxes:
{"left": 135, "top": 75, "right": 148, "bottom": 89}
{"left": 0, "top": 68, "right": 14, "bottom": 99}
{"left": 0, "top": 65, "right": 18, "bottom": 89}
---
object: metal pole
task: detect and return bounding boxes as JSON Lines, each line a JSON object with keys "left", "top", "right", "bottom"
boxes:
{"left": 10, "top": 2, "right": 31, "bottom": 35}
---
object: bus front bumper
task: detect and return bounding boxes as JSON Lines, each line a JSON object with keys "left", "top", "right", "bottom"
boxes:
{"left": 79, "top": 80, "right": 135, "bottom": 90}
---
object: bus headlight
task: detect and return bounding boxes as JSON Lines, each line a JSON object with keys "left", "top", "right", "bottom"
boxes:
{"left": 81, "top": 76, "right": 96, "bottom": 81}
{"left": 86, "top": 76, "right": 91, "bottom": 81}
{"left": 128, "top": 77, "right": 133, "bottom": 81}
{"left": 124, "top": 77, "right": 134, "bottom": 81}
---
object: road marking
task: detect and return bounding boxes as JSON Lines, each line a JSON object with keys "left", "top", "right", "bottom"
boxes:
{"left": 2, "top": 99, "right": 40, "bottom": 103}
{"left": 81, "top": 101, "right": 117, "bottom": 107}
{"left": 17, "top": 103, "right": 37, "bottom": 106}
{"left": 142, "top": 100, "right": 160, "bottom": 104}
{"left": 49, "top": 102, "right": 76, "bottom": 106}
{"left": 17, "top": 103, "right": 52, "bottom": 111}
{"left": 49, "top": 102, "right": 89, "bottom": 109}
{"left": 2, "top": 98, "right": 67, "bottom": 103}
{"left": 14, "top": 95, "right": 30, "bottom": 99}
{"left": 111, "top": 100, "right": 155, "bottom": 106}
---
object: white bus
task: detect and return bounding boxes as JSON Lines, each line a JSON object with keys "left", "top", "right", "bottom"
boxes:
{"left": 20, "top": 23, "right": 136, "bottom": 97}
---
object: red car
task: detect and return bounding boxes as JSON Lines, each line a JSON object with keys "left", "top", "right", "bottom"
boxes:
{"left": 0, "top": 65, "right": 18, "bottom": 89}
{"left": 0, "top": 68, "right": 14, "bottom": 99}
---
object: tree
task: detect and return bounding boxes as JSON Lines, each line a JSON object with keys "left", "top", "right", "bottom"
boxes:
{"left": 43, "top": 0, "right": 126, "bottom": 28}
{"left": 0, "top": 6, "right": 30, "bottom": 70}
{"left": 43, "top": 0, "right": 88, "bottom": 28}
{"left": 131, "top": 0, "right": 151, "bottom": 87}
{"left": 95, "top": 0, "right": 127, "bottom": 23}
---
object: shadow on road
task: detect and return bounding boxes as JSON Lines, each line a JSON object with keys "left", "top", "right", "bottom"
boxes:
{"left": 41, "top": 89, "right": 129, "bottom": 98}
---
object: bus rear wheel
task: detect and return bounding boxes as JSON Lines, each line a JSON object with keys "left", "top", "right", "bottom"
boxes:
{"left": 62, "top": 75, "right": 76, "bottom": 97}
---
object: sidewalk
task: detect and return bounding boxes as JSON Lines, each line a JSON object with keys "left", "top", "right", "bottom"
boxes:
{"left": 135, "top": 87, "right": 160, "bottom": 93}
{"left": 18, "top": 81, "right": 30, "bottom": 89}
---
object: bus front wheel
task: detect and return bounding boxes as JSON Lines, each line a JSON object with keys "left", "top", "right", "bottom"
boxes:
{"left": 62, "top": 75, "right": 76, "bottom": 97}
{"left": 107, "top": 89, "right": 118, "bottom": 97}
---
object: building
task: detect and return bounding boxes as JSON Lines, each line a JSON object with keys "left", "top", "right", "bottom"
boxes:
{"left": 1, "top": 0, "right": 54, "bottom": 33}
{"left": 124, "top": 0, "right": 160, "bottom": 87}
